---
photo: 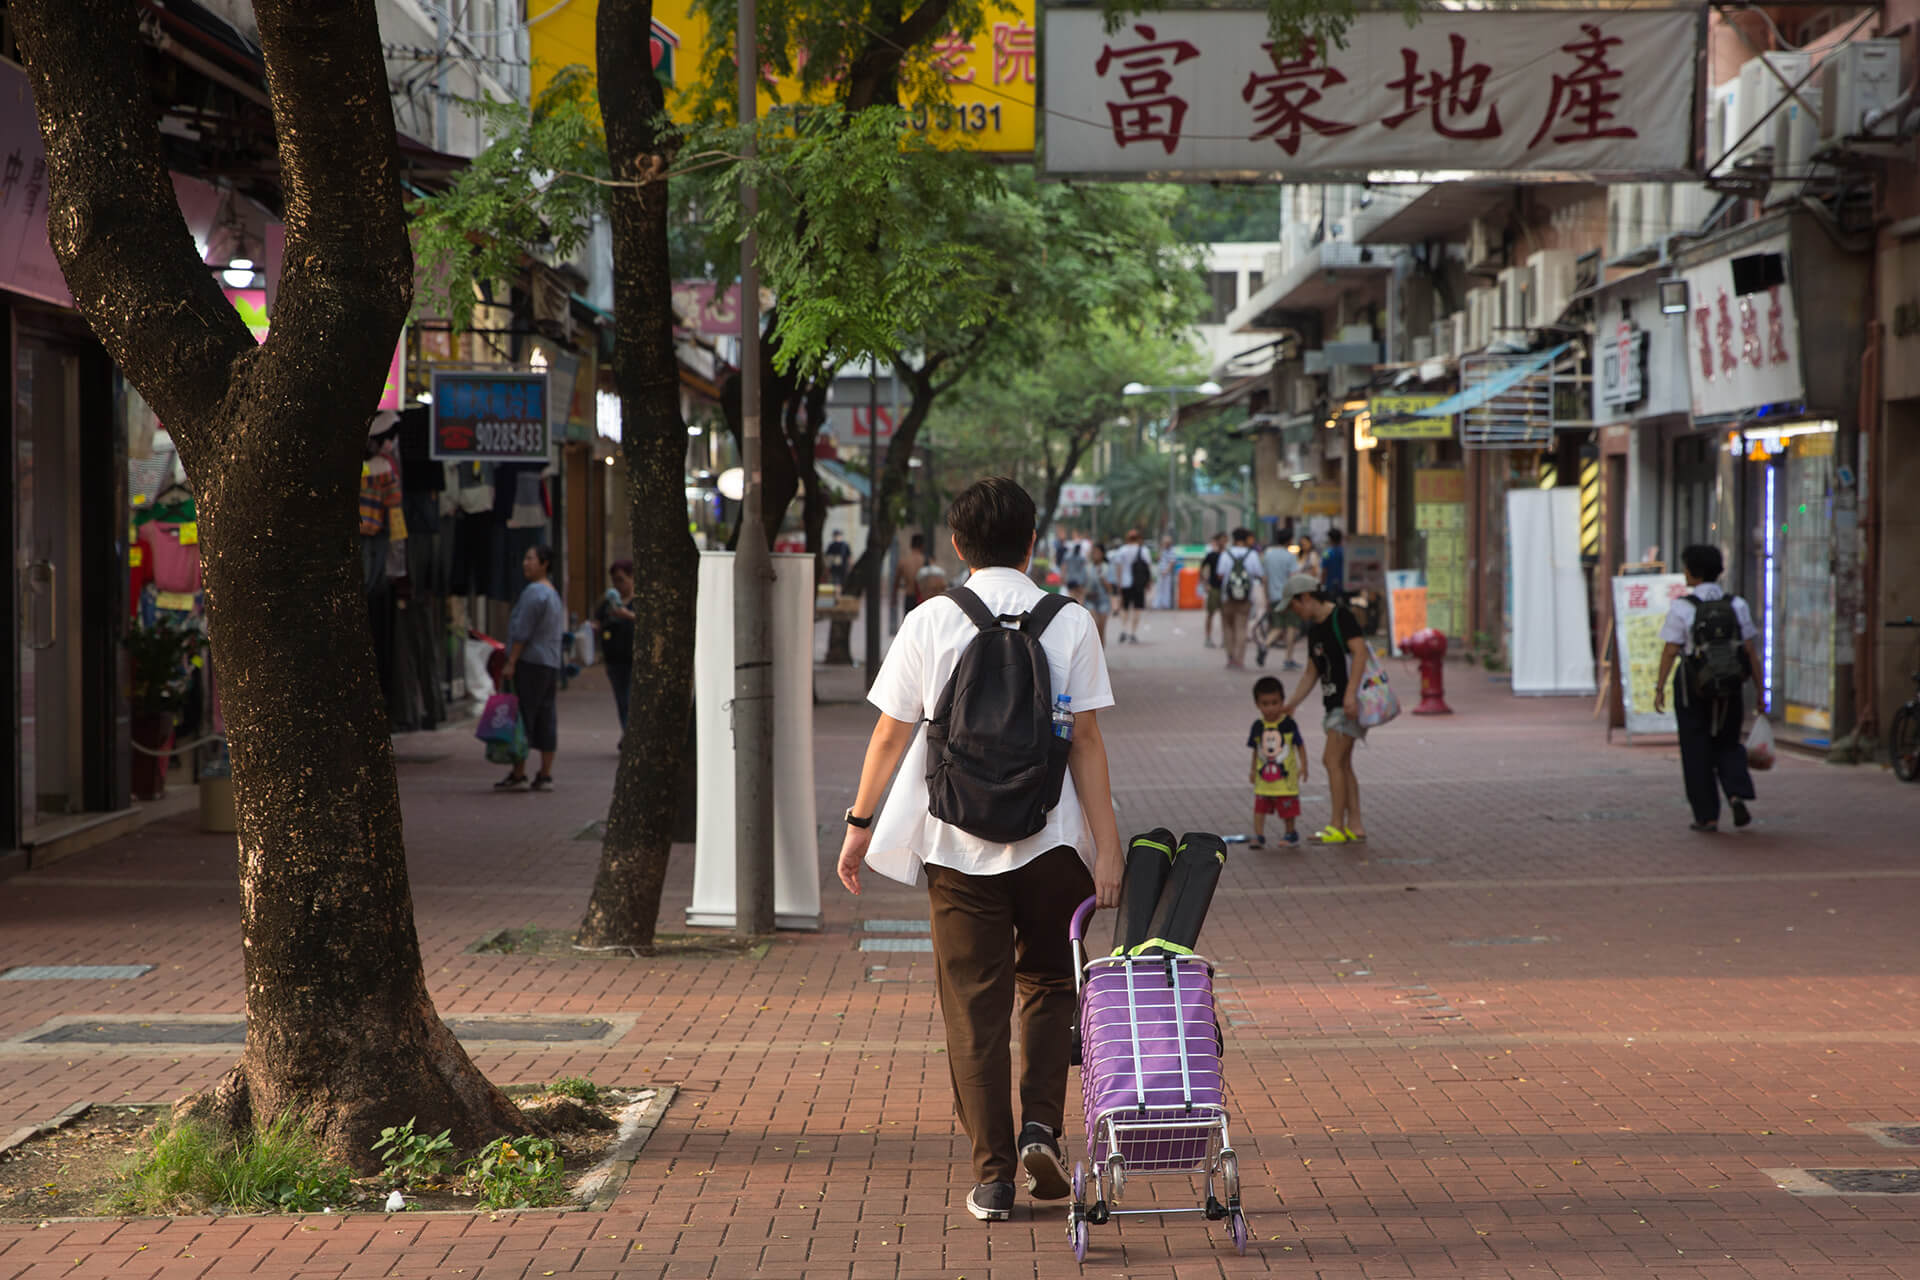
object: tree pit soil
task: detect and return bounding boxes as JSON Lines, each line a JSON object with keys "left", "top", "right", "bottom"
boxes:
{"left": 0, "top": 1086, "right": 653, "bottom": 1221}
{"left": 468, "top": 925, "right": 768, "bottom": 958}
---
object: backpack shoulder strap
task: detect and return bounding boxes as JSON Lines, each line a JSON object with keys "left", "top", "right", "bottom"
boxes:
{"left": 1021, "top": 592, "right": 1074, "bottom": 639}
{"left": 947, "top": 586, "right": 999, "bottom": 634}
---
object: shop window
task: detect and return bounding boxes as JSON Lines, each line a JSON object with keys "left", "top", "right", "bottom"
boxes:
{"left": 1204, "top": 272, "right": 1238, "bottom": 324}
{"left": 1731, "top": 252, "right": 1786, "bottom": 297}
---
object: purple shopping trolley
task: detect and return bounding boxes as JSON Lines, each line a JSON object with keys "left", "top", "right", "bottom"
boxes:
{"left": 1065, "top": 895, "right": 1249, "bottom": 1260}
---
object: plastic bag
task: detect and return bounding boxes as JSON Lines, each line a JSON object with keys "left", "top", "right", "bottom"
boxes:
{"left": 463, "top": 637, "right": 497, "bottom": 703}
{"left": 1746, "top": 715, "right": 1776, "bottom": 771}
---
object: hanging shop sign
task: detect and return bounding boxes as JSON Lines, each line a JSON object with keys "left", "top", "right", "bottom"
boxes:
{"left": 1369, "top": 393, "right": 1453, "bottom": 439}
{"left": 1060, "top": 483, "right": 1107, "bottom": 506}
{"left": 1041, "top": 8, "right": 1699, "bottom": 180}
{"left": 1678, "top": 236, "right": 1804, "bottom": 419}
{"left": 1598, "top": 320, "right": 1647, "bottom": 408}
{"left": 430, "top": 370, "right": 551, "bottom": 463}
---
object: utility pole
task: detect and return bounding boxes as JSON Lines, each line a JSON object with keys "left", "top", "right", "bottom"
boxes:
{"left": 864, "top": 366, "right": 881, "bottom": 692}
{"left": 733, "top": 0, "right": 775, "bottom": 937}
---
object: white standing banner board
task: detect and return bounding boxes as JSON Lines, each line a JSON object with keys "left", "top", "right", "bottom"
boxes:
{"left": 1507, "top": 488, "right": 1597, "bottom": 696}
{"left": 688, "top": 551, "right": 823, "bottom": 931}
{"left": 1611, "top": 573, "right": 1688, "bottom": 737}
{"left": 1042, "top": 8, "right": 1700, "bottom": 180}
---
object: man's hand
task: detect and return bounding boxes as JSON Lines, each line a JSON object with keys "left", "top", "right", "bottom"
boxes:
{"left": 836, "top": 826, "right": 872, "bottom": 896}
{"left": 1093, "top": 844, "right": 1123, "bottom": 909}
{"left": 1653, "top": 688, "right": 1666, "bottom": 713}
{"left": 501, "top": 659, "right": 516, "bottom": 683}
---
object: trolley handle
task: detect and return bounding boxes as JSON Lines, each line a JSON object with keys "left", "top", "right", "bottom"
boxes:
{"left": 1069, "top": 895, "right": 1099, "bottom": 942}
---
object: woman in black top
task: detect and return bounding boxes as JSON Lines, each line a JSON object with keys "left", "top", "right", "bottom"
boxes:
{"left": 1272, "top": 574, "right": 1373, "bottom": 844}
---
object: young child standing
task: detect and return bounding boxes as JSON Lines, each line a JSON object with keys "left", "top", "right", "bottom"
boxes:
{"left": 1247, "top": 675, "right": 1306, "bottom": 847}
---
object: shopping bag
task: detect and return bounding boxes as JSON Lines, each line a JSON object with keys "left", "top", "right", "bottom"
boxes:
{"left": 1745, "top": 715, "right": 1776, "bottom": 771}
{"left": 484, "top": 714, "right": 529, "bottom": 765}
{"left": 1334, "top": 611, "right": 1400, "bottom": 729}
{"left": 475, "top": 693, "right": 521, "bottom": 745}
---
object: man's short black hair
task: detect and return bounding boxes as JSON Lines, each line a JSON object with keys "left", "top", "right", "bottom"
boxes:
{"left": 948, "top": 476, "right": 1036, "bottom": 569}
{"left": 1232, "top": 527, "right": 1254, "bottom": 543}
{"left": 1328, "top": 528, "right": 1344, "bottom": 545}
{"left": 910, "top": 533, "right": 926, "bottom": 550}
{"left": 1681, "top": 543, "right": 1724, "bottom": 582}
{"left": 1252, "top": 675, "right": 1285, "bottom": 699}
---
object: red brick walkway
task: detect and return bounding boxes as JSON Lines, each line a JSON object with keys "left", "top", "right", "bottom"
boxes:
{"left": 4, "top": 611, "right": 1920, "bottom": 1278}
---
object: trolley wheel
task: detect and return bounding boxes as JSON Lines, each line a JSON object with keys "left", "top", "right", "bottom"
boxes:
{"left": 1228, "top": 1209, "right": 1249, "bottom": 1255}
{"left": 1105, "top": 1153, "right": 1127, "bottom": 1202}
{"left": 1218, "top": 1149, "right": 1241, "bottom": 1205}
{"left": 1893, "top": 705, "right": 1920, "bottom": 782}
{"left": 1071, "top": 1217, "right": 1090, "bottom": 1262}
{"left": 1072, "top": 1161, "right": 1086, "bottom": 1204}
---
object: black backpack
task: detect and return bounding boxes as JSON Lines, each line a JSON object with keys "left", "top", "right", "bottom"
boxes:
{"left": 1684, "top": 595, "right": 1746, "bottom": 701}
{"left": 1129, "top": 550, "right": 1151, "bottom": 591}
{"left": 925, "top": 587, "right": 1075, "bottom": 843}
{"left": 597, "top": 595, "right": 634, "bottom": 666}
{"left": 1222, "top": 549, "right": 1254, "bottom": 603}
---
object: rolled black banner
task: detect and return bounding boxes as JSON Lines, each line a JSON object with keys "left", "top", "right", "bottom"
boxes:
{"left": 1112, "top": 827, "right": 1176, "bottom": 955}
{"left": 1132, "top": 831, "right": 1228, "bottom": 956}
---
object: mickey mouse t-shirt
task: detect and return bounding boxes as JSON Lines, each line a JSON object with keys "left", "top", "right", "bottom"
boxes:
{"left": 1247, "top": 716, "right": 1303, "bottom": 797}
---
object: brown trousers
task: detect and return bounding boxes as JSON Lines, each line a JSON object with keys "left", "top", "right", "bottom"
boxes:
{"left": 1221, "top": 599, "right": 1252, "bottom": 666}
{"left": 925, "top": 845, "right": 1094, "bottom": 1185}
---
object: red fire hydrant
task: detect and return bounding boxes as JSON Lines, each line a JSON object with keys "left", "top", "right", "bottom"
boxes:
{"left": 1403, "top": 628, "right": 1453, "bottom": 715}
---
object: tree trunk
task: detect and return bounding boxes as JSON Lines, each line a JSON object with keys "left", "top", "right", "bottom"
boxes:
{"left": 13, "top": 0, "right": 525, "bottom": 1168}
{"left": 843, "top": 362, "right": 936, "bottom": 601}
{"left": 722, "top": 307, "right": 799, "bottom": 548}
{"left": 577, "top": 0, "right": 700, "bottom": 952}
{"left": 794, "top": 379, "right": 830, "bottom": 563}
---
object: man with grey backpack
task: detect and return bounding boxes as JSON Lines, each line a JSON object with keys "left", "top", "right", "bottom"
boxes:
{"left": 836, "top": 477, "right": 1124, "bottom": 1224}
{"left": 1653, "top": 545, "right": 1764, "bottom": 833}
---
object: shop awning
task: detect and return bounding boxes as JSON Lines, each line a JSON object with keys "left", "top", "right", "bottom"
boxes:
{"left": 1372, "top": 343, "right": 1569, "bottom": 425}
{"left": 815, "top": 458, "right": 869, "bottom": 503}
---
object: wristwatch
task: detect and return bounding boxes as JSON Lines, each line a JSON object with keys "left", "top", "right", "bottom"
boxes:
{"left": 844, "top": 809, "right": 874, "bottom": 829}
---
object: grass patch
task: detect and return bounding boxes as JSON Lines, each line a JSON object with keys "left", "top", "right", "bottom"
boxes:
{"left": 547, "top": 1077, "right": 599, "bottom": 1105}
{"left": 105, "top": 1114, "right": 353, "bottom": 1215}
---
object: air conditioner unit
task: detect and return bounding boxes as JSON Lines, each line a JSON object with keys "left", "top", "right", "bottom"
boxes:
{"left": 1605, "top": 185, "right": 1635, "bottom": 261}
{"left": 1466, "top": 287, "right": 1494, "bottom": 350}
{"left": 1497, "top": 266, "right": 1529, "bottom": 331}
{"left": 1768, "top": 85, "right": 1823, "bottom": 205}
{"left": 1819, "top": 39, "right": 1902, "bottom": 142}
{"left": 1671, "top": 182, "right": 1718, "bottom": 235}
{"left": 1288, "top": 377, "right": 1315, "bottom": 415}
{"left": 1732, "top": 52, "right": 1811, "bottom": 167}
{"left": 1708, "top": 78, "right": 1740, "bottom": 176}
{"left": 1465, "top": 217, "right": 1499, "bottom": 273}
{"left": 1411, "top": 335, "right": 1435, "bottom": 363}
{"left": 1450, "top": 311, "right": 1468, "bottom": 358}
{"left": 1527, "top": 250, "right": 1577, "bottom": 328}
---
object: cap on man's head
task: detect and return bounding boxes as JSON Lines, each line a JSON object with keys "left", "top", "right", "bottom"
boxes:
{"left": 1273, "top": 573, "right": 1321, "bottom": 615}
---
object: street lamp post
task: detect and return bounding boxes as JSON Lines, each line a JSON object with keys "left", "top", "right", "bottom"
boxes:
{"left": 1122, "top": 380, "right": 1220, "bottom": 541}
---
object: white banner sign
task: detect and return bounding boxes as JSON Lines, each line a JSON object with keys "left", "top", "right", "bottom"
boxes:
{"left": 1611, "top": 572, "right": 1688, "bottom": 737}
{"left": 1678, "top": 236, "right": 1805, "bottom": 419}
{"left": 1042, "top": 9, "right": 1699, "bottom": 179}
{"left": 1059, "top": 482, "right": 1106, "bottom": 506}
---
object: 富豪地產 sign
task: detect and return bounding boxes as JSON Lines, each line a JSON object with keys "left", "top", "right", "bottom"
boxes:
{"left": 1369, "top": 393, "right": 1453, "bottom": 439}
{"left": 431, "top": 370, "right": 551, "bottom": 463}
{"left": 1041, "top": 8, "right": 1699, "bottom": 180}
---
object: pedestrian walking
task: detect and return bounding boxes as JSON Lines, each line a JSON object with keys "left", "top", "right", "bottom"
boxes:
{"left": 1297, "top": 533, "right": 1321, "bottom": 583}
{"left": 1652, "top": 544, "right": 1764, "bottom": 832}
{"left": 1198, "top": 532, "right": 1228, "bottom": 648}
{"left": 1216, "top": 528, "right": 1264, "bottom": 670}
{"left": 835, "top": 476, "right": 1124, "bottom": 1224}
{"left": 497, "top": 544, "right": 564, "bottom": 792}
{"left": 1247, "top": 675, "right": 1305, "bottom": 848}
{"left": 1322, "top": 527, "right": 1347, "bottom": 596}
{"left": 1084, "top": 543, "right": 1113, "bottom": 645}
{"left": 825, "top": 529, "right": 853, "bottom": 591}
{"left": 1257, "top": 532, "right": 1302, "bottom": 669}
{"left": 1151, "top": 536, "right": 1180, "bottom": 610}
{"left": 898, "top": 533, "right": 930, "bottom": 612}
{"left": 1273, "top": 573, "right": 1370, "bottom": 843}
{"left": 1110, "top": 528, "right": 1151, "bottom": 643}
{"left": 1060, "top": 538, "right": 1092, "bottom": 604}
{"left": 596, "top": 559, "right": 636, "bottom": 738}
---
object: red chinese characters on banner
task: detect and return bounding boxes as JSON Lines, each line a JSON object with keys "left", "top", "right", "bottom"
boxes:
{"left": 1094, "top": 24, "right": 1202, "bottom": 154}
{"left": 1693, "top": 306, "right": 1715, "bottom": 384}
{"left": 931, "top": 34, "right": 976, "bottom": 84}
{"left": 1528, "top": 23, "right": 1638, "bottom": 149}
{"left": 1382, "top": 34, "right": 1502, "bottom": 140}
{"left": 1626, "top": 583, "right": 1651, "bottom": 610}
{"left": 1714, "top": 289, "right": 1737, "bottom": 377}
{"left": 993, "top": 22, "right": 1036, "bottom": 86}
{"left": 1242, "top": 41, "right": 1356, "bottom": 155}
{"left": 1738, "top": 295, "right": 1762, "bottom": 369}
{"left": 1766, "top": 286, "right": 1791, "bottom": 366}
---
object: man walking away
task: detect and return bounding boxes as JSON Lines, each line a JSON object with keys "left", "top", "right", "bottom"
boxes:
{"left": 1258, "top": 530, "right": 1301, "bottom": 669}
{"left": 1198, "top": 532, "right": 1228, "bottom": 648}
{"left": 596, "top": 559, "right": 636, "bottom": 738}
{"left": 1217, "top": 528, "right": 1264, "bottom": 670}
{"left": 1110, "top": 528, "right": 1151, "bottom": 644}
{"left": 1653, "top": 545, "right": 1763, "bottom": 832}
{"left": 836, "top": 477, "right": 1124, "bottom": 1223}
{"left": 1322, "top": 528, "right": 1347, "bottom": 597}
{"left": 825, "top": 529, "right": 853, "bottom": 591}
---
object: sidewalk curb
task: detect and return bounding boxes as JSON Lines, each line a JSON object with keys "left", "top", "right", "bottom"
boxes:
{"left": 574, "top": 1086, "right": 674, "bottom": 1212}
{"left": 0, "top": 1100, "right": 94, "bottom": 1162}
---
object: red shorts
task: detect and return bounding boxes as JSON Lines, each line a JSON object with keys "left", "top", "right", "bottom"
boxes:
{"left": 1254, "top": 794, "right": 1300, "bottom": 818}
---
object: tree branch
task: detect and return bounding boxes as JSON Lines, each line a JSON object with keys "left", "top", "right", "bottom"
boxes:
{"left": 845, "top": 0, "right": 956, "bottom": 111}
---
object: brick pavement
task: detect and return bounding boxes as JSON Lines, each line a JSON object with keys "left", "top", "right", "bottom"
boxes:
{"left": 4, "top": 607, "right": 1920, "bottom": 1278}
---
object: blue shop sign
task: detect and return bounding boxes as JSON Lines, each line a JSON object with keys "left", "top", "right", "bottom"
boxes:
{"left": 430, "top": 370, "right": 551, "bottom": 462}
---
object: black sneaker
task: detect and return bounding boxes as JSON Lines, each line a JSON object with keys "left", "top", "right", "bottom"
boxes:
{"left": 1730, "top": 798, "right": 1752, "bottom": 828}
{"left": 1018, "top": 1123, "right": 1070, "bottom": 1200}
{"left": 493, "top": 771, "right": 528, "bottom": 791}
{"left": 967, "top": 1180, "right": 1015, "bottom": 1221}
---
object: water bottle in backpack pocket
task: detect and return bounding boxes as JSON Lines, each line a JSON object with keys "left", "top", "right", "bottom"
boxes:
{"left": 1684, "top": 595, "right": 1748, "bottom": 701}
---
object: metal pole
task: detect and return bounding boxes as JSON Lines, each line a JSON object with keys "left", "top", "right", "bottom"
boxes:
{"left": 1165, "top": 392, "right": 1178, "bottom": 541}
{"left": 864, "top": 368, "right": 881, "bottom": 692}
{"left": 732, "top": 0, "right": 776, "bottom": 937}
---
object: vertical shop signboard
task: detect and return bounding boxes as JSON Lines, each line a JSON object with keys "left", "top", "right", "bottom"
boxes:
{"left": 1385, "top": 569, "right": 1428, "bottom": 656}
{"left": 1414, "top": 468, "right": 1466, "bottom": 638}
{"left": 430, "top": 370, "right": 551, "bottom": 463}
{"left": 1611, "top": 572, "right": 1686, "bottom": 737}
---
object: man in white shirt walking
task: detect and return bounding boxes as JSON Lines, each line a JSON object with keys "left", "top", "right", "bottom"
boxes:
{"left": 1108, "top": 528, "right": 1151, "bottom": 644}
{"left": 1653, "top": 544, "right": 1764, "bottom": 832}
{"left": 837, "top": 477, "right": 1125, "bottom": 1224}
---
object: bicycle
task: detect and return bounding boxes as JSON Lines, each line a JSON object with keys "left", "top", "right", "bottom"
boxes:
{"left": 1890, "top": 618, "right": 1920, "bottom": 783}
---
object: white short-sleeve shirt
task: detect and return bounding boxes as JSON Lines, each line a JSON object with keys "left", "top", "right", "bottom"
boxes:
{"left": 865, "top": 567, "right": 1115, "bottom": 885}
{"left": 1657, "top": 582, "right": 1759, "bottom": 649}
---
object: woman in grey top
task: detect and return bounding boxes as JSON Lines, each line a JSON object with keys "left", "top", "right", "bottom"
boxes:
{"left": 499, "top": 544, "right": 565, "bottom": 791}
